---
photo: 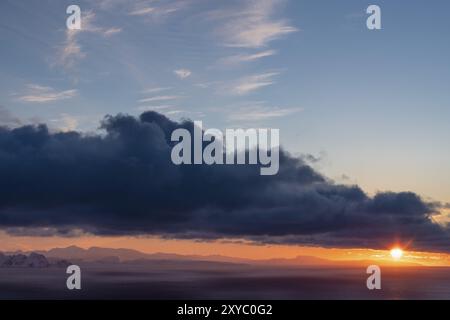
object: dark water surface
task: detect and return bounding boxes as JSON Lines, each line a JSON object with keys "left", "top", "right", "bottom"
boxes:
{"left": 0, "top": 262, "right": 449, "bottom": 299}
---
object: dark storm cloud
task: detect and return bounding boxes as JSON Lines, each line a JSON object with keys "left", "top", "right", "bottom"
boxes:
{"left": 0, "top": 112, "right": 448, "bottom": 252}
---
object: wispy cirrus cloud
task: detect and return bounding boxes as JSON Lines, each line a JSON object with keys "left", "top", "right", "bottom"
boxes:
{"left": 141, "top": 87, "right": 172, "bottom": 94}
{"left": 129, "top": 7, "right": 155, "bottom": 16}
{"left": 174, "top": 69, "right": 192, "bottom": 79}
{"left": 136, "top": 105, "right": 172, "bottom": 112}
{"left": 227, "top": 104, "right": 302, "bottom": 122}
{"left": 213, "top": 0, "right": 297, "bottom": 48}
{"left": 127, "top": 0, "right": 190, "bottom": 19}
{"left": 58, "top": 30, "right": 86, "bottom": 69}
{"left": 220, "top": 50, "right": 276, "bottom": 65}
{"left": 102, "top": 27, "right": 122, "bottom": 37}
{"left": 57, "top": 11, "right": 121, "bottom": 69}
{"left": 229, "top": 72, "right": 279, "bottom": 95}
{"left": 138, "top": 95, "right": 181, "bottom": 103}
{"left": 194, "top": 81, "right": 222, "bottom": 89}
{"left": 17, "top": 84, "right": 78, "bottom": 103}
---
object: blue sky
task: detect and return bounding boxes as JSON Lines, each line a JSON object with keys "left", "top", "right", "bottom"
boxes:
{"left": 1, "top": 0, "right": 450, "bottom": 204}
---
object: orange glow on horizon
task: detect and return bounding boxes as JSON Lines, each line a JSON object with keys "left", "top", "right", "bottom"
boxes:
{"left": 0, "top": 231, "right": 449, "bottom": 267}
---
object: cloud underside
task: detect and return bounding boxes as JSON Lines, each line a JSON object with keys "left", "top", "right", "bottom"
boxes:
{"left": 0, "top": 112, "right": 448, "bottom": 252}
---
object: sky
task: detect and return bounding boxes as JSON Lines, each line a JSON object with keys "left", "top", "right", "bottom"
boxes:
{"left": 0, "top": 0, "right": 449, "bottom": 262}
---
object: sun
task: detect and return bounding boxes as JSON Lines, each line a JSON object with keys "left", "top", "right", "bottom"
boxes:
{"left": 390, "top": 248, "right": 404, "bottom": 260}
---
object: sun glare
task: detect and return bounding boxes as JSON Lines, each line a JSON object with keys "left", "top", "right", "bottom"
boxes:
{"left": 390, "top": 248, "right": 404, "bottom": 260}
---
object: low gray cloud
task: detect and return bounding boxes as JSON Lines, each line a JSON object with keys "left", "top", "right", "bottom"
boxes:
{"left": 0, "top": 105, "right": 21, "bottom": 127}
